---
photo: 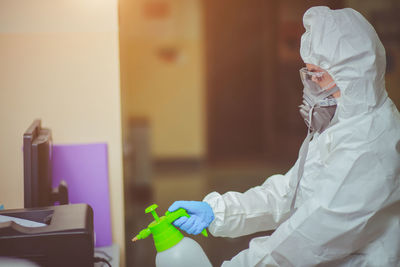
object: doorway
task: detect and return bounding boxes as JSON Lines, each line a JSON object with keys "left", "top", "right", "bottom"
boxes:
{"left": 204, "top": 0, "right": 279, "bottom": 163}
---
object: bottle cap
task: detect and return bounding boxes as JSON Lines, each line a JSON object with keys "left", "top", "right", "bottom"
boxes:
{"left": 133, "top": 204, "right": 208, "bottom": 252}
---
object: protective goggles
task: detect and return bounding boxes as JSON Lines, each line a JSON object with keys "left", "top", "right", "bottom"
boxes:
{"left": 299, "top": 67, "right": 325, "bottom": 81}
{"left": 299, "top": 67, "right": 331, "bottom": 93}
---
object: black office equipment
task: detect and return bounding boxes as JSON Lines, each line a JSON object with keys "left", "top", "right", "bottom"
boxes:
{"left": 0, "top": 120, "right": 97, "bottom": 266}
{"left": 0, "top": 204, "right": 94, "bottom": 267}
{"left": 23, "top": 120, "right": 68, "bottom": 208}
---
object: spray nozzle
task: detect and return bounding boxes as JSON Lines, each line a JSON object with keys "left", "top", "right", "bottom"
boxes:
{"left": 132, "top": 204, "right": 208, "bottom": 246}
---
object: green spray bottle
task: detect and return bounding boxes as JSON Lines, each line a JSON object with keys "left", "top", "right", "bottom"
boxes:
{"left": 132, "top": 204, "right": 212, "bottom": 267}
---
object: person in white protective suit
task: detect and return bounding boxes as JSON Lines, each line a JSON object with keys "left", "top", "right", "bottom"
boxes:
{"left": 168, "top": 6, "right": 400, "bottom": 266}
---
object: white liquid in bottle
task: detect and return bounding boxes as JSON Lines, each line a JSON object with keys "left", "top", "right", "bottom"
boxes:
{"left": 156, "top": 237, "right": 212, "bottom": 267}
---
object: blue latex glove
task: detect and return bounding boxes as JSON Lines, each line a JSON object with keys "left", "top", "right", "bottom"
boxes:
{"left": 168, "top": 200, "right": 214, "bottom": 235}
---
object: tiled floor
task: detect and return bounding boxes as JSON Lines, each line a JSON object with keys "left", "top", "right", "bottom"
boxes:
{"left": 125, "top": 160, "right": 290, "bottom": 267}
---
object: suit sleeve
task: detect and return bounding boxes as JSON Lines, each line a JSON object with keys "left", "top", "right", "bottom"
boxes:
{"left": 203, "top": 165, "right": 297, "bottom": 238}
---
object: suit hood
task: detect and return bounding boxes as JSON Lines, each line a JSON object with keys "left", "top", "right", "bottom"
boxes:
{"left": 300, "top": 6, "right": 387, "bottom": 119}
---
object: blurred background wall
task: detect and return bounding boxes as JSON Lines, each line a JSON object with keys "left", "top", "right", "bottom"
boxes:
{"left": 0, "top": 0, "right": 125, "bottom": 265}
{"left": 120, "top": 0, "right": 205, "bottom": 160}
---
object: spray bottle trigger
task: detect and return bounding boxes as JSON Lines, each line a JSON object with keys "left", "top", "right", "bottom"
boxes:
{"left": 165, "top": 209, "right": 208, "bottom": 237}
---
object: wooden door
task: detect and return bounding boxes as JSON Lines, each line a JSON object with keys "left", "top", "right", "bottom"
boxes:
{"left": 204, "top": 0, "right": 278, "bottom": 163}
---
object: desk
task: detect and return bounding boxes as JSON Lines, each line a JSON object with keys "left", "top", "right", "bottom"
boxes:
{"left": 0, "top": 244, "right": 119, "bottom": 267}
{"left": 95, "top": 244, "right": 119, "bottom": 267}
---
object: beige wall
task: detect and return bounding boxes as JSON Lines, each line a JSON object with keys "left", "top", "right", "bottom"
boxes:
{"left": 120, "top": 0, "right": 206, "bottom": 159}
{"left": 0, "top": 0, "right": 125, "bottom": 265}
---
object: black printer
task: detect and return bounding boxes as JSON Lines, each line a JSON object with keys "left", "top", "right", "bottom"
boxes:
{"left": 0, "top": 204, "right": 94, "bottom": 267}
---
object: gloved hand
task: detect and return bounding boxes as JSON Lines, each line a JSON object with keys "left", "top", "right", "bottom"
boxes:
{"left": 168, "top": 200, "right": 214, "bottom": 235}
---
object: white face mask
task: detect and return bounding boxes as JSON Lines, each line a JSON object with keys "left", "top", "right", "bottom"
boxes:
{"left": 299, "top": 86, "right": 339, "bottom": 133}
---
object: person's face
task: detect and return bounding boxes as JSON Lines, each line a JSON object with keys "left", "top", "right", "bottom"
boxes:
{"left": 305, "top": 63, "right": 340, "bottom": 97}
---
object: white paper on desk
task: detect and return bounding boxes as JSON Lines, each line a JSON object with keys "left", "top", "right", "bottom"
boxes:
{"left": 0, "top": 215, "right": 46, "bottom": 228}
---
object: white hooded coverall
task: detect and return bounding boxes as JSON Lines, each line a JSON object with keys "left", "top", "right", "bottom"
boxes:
{"left": 203, "top": 6, "right": 400, "bottom": 266}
